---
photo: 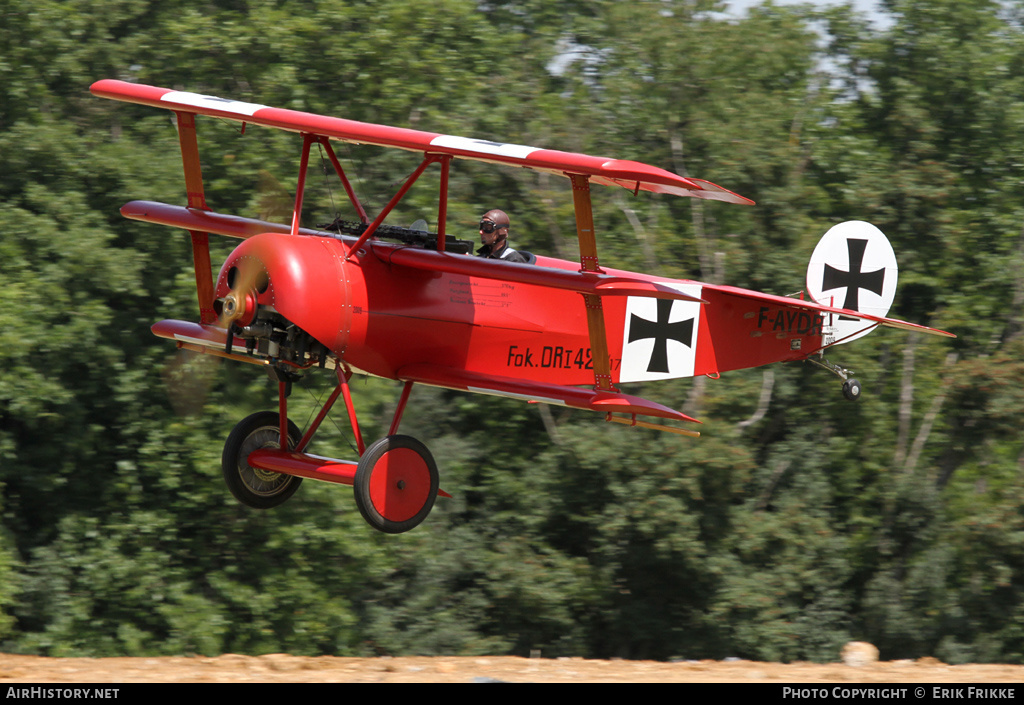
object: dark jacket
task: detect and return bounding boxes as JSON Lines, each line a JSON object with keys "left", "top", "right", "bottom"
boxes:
{"left": 477, "top": 241, "right": 528, "bottom": 263}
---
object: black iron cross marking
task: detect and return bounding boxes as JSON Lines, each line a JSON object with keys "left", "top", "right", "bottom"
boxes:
{"left": 628, "top": 299, "right": 694, "bottom": 373}
{"left": 822, "top": 238, "right": 885, "bottom": 315}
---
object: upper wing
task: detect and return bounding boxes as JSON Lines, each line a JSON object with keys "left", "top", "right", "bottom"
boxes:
{"left": 90, "top": 79, "right": 752, "bottom": 205}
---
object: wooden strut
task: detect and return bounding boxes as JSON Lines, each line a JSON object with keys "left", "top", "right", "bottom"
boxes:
{"left": 295, "top": 370, "right": 345, "bottom": 453}
{"left": 569, "top": 173, "right": 616, "bottom": 392}
{"left": 345, "top": 154, "right": 441, "bottom": 260}
{"left": 287, "top": 365, "right": 366, "bottom": 455}
{"left": 278, "top": 380, "right": 290, "bottom": 450}
{"left": 175, "top": 111, "right": 216, "bottom": 324}
{"left": 389, "top": 381, "right": 414, "bottom": 436}
{"left": 606, "top": 414, "right": 701, "bottom": 438}
{"left": 337, "top": 366, "right": 366, "bottom": 455}
{"left": 277, "top": 368, "right": 415, "bottom": 456}
{"left": 436, "top": 155, "right": 451, "bottom": 252}
{"left": 291, "top": 134, "right": 316, "bottom": 236}
{"left": 319, "top": 138, "right": 370, "bottom": 223}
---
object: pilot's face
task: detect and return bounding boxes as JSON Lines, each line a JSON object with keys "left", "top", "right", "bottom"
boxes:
{"left": 479, "top": 219, "right": 507, "bottom": 247}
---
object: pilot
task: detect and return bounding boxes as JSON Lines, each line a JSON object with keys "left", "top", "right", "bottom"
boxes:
{"left": 477, "top": 209, "right": 528, "bottom": 263}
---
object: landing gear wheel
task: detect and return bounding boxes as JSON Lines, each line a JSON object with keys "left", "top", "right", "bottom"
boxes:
{"left": 222, "top": 411, "right": 303, "bottom": 509}
{"left": 353, "top": 435, "right": 438, "bottom": 534}
{"left": 842, "top": 378, "right": 862, "bottom": 402}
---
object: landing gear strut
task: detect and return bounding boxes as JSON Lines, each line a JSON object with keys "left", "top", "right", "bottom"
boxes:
{"left": 809, "top": 356, "right": 862, "bottom": 402}
{"left": 220, "top": 366, "right": 444, "bottom": 532}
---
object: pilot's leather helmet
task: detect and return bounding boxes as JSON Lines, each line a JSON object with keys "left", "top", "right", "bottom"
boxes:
{"left": 480, "top": 209, "right": 510, "bottom": 234}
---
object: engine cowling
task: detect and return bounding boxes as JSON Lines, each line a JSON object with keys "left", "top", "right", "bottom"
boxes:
{"left": 214, "top": 232, "right": 350, "bottom": 362}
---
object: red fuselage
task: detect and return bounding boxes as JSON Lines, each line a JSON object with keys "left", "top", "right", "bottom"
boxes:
{"left": 214, "top": 231, "right": 826, "bottom": 387}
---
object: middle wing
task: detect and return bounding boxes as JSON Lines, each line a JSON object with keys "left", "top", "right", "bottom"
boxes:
{"left": 120, "top": 200, "right": 707, "bottom": 304}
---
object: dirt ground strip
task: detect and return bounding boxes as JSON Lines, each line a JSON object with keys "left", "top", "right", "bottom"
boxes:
{"left": 0, "top": 653, "right": 1022, "bottom": 683}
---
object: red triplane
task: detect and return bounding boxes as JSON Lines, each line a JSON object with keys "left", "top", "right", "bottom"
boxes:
{"left": 91, "top": 80, "right": 954, "bottom": 533}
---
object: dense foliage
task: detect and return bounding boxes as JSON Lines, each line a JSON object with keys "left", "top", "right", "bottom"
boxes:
{"left": 0, "top": 0, "right": 1021, "bottom": 662}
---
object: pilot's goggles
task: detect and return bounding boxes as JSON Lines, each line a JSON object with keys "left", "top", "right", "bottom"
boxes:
{"left": 479, "top": 220, "right": 506, "bottom": 234}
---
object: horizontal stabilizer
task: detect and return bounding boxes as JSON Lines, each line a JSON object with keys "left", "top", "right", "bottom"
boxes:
{"left": 704, "top": 283, "right": 955, "bottom": 339}
{"left": 397, "top": 363, "right": 701, "bottom": 424}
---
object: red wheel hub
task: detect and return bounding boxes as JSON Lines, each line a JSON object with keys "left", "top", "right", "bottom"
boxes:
{"left": 367, "top": 447, "right": 432, "bottom": 522}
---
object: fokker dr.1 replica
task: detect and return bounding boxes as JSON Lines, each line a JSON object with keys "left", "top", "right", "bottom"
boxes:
{"left": 91, "top": 79, "right": 953, "bottom": 533}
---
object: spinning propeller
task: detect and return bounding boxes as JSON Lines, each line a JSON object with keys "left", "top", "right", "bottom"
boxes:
{"left": 219, "top": 257, "right": 269, "bottom": 331}
{"left": 163, "top": 255, "right": 271, "bottom": 416}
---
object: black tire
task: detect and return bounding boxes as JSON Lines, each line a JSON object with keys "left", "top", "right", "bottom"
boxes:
{"left": 842, "top": 378, "right": 862, "bottom": 402}
{"left": 353, "top": 435, "right": 438, "bottom": 534}
{"left": 222, "top": 411, "right": 303, "bottom": 509}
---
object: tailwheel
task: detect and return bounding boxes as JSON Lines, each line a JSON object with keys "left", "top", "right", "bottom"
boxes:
{"left": 353, "top": 435, "right": 439, "bottom": 534}
{"left": 222, "top": 411, "right": 303, "bottom": 509}
{"left": 842, "top": 378, "right": 862, "bottom": 402}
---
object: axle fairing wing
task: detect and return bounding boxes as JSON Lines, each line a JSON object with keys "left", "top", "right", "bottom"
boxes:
{"left": 90, "top": 79, "right": 751, "bottom": 205}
